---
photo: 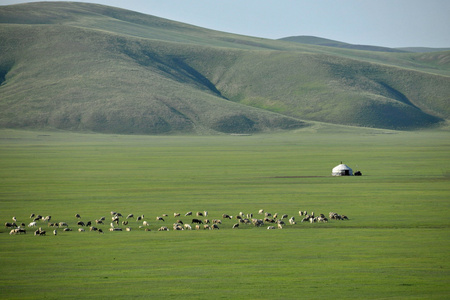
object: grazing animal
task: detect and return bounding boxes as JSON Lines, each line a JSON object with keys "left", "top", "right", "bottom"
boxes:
{"left": 126, "top": 227, "right": 132, "bottom": 231}
{"left": 77, "top": 221, "right": 85, "bottom": 226}
{"left": 158, "top": 226, "right": 169, "bottom": 231}
{"left": 191, "top": 218, "right": 203, "bottom": 224}
{"left": 75, "top": 214, "right": 81, "bottom": 219}
{"left": 59, "top": 222, "right": 68, "bottom": 227}
{"left": 53, "top": 229, "right": 57, "bottom": 235}
{"left": 5, "top": 222, "right": 17, "bottom": 228}
{"left": 156, "top": 216, "right": 165, "bottom": 221}
{"left": 185, "top": 211, "right": 192, "bottom": 216}
{"left": 30, "top": 213, "right": 35, "bottom": 219}
{"left": 98, "top": 229, "right": 103, "bottom": 234}
{"left": 211, "top": 224, "right": 219, "bottom": 230}
{"left": 267, "top": 226, "right": 276, "bottom": 230}
{"left": 258, "top": 209, "right": 264, "bottom": 214}
{"left": 184, "top": 224, "right": 192, "bottom": 230}
{"left": 86, "top": 221, "right": 92, "bottom": 227}
{"left": 289, "top": 217, "right": 296, "bottom": 225}
{"left": 143, "top": 221, "right": 149, "bottom": 226}
{"left": 28, "top": 222, "right": 37, "bottom": 228}
{"left": 196, "top": 212, "right": 203, "bottom": 217}
{"left": 222, "top": 214, "right": 232, "bottom": 219}
{"left": 63, "top": 228, "right": 72, "bottom": 231}
{"left": 126, "top": 214, "right": 134, "bottom": 219}
{"left": 174, "top": 213, "right": 181, "bottom": 217}
{"left": 204, "top": 211, "right": 208, "bottom": 217}
{"left": 12, "top": 216, "right": 17, "bottom": 222}
{"left": 232, "top": 223, "right": 239, "bottom": 229}
{"left": 78, "top": 228, "right": 85, "bottom": 232}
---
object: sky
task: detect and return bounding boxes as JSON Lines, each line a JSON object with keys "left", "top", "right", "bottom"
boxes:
{"left": 1, "top": 0, "right": 449, "bottom": 48}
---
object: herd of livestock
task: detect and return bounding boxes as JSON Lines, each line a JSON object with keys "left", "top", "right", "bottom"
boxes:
{"left": 5, "top": 209, "right": 349, "bottom": 235}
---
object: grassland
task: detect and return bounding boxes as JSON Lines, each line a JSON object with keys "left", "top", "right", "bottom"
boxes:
{"left": 0, "top": 128, "right": 449, "bottom": 299}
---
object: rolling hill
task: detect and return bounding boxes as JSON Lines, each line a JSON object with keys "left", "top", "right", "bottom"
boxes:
{"left": 0, "top": 2, "right": 449, "bottom": 134}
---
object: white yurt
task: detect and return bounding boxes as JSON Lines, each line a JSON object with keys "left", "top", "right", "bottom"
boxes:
{"left": 331, "top": 163, "right": 353, "bottom": 176}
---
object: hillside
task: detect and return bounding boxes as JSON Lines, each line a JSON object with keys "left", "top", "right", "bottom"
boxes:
{"left": 0, "top": 2, "right": 449, "bottom": 134}
{"left": 279, "top": 35, "right": 407, "bottom": 53}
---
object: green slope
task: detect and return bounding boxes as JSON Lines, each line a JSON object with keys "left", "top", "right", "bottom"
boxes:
{"left": 0, "top": 2, "right": 449, "bottom": 134}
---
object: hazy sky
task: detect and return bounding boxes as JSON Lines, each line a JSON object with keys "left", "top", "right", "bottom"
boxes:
{"left": 1, "top": 0, "right": 449, "bottom": 48}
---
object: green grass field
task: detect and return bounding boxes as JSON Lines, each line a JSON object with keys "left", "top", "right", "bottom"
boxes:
{"left": 0, "top": 128, "right": 449, "bottom": 299}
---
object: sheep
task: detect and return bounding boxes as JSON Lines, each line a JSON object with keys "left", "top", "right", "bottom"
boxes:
{"left": 58, "top": 222, "right": 68, "bottom": 227}
{"left": 12, "top": 216, "right": 17, "bottom": 222}
{"left": 77, "top": 221, "right": 85, "bottom": 226}
{"left": 156, "top": 216, "right": 165, "bottom": 221}
{"left": 75, "top": 214, "right": 81, "bottom": 219}
{"left": 195, "top": 225, "right": 201, "bottom": 230}
{"left": 28, "top": 222, "right": 37, "bottom": 228}
{"left": 184, "top": 224, "right": 192, "bottom": 230}
{"left": 63, "top": 228, "right": 72, "bottom": 231}
{"left": 191, "top": 218, "right": 203, "bottom": 224}
{"left": 53, "top": 229, "right": 57, "bottom": 235}
{"left": 162, "top": 214, "right": 168, "bottom": 217}
{"left": 86, "top": 221, "right": 92, "bottom": 227}
{"left": 185, "top": 211, "right": 192, "bottom": 216}
{"left": 252, "top": 219, "right": 264, "bottom": 227}
{"left": 174, "top": 213, "right": 181, "bottom": 217}
{"left": 203, "top": 225, "right": 210, "bottom": 230}
{"left": 44, "top": 216, "right": 51, "bottom": 222}
{"left": 5, "top": 222, "right": 17, "bottom": 228}
{"left": 278, "top": 223, "right": 283, "bottom": 229}
{"left": 232, "top": 223, "right": 239, "bottom": 229}
{"left": 10, "top": 228, "right": 26, "bottom": 235}
{"left": 30, "top": 213, "right": 35, "bottom": 219}
{"left": 126, "top": 214, "right": 134, "bottom": 219}
{"left": 126, "top": 227, "right": 132, "bottom": 231}
{"left": 212, "top": 219, "right": 222, "bottom": 224}
{"left": 258, "top": 209, "right": 264, "bottom": 214}
{"left": 211, "top": 224, "right": 219, "bottom": 230}
{"left": 122, "top": 221, "right": 128, "bottom": 226}
{"left": 204, "top": 211, "right": 208, "bottom": 217}
{"left": 264, "top": 212, "right": 272, "bottom": 217}
{"left": 222, "top": 214, "right": 232, "bottom": 219}
{"left": 89, "top": 226, "right": 98, "bottom": 231}
{"left": 143, "top": 221, "right": 150, "bottom": 226}
{"left": 281, "top": 214, "right": 288, "bottom": 219}
{"left": 173, "top": 224, "right": 183, "bottom": 230}
{"left": 204, "top": 219, "right": 210, "bottom": 224}
{"left": 95, "top": 219, "right": 103, "bottom": 225}
{"left": 78, "top": 228, "right": 85, "bottom": 232}
{"left": 289, "top": 217, "right": 296, "bottom": 225}
{"left": 267, "top": 226, "right": 276, "bottom": 230}
{"left": 98, "top": 229, "right": 103, "bottom": 234}
{"left": 158, "top": 226, "right": 169, "bottom": 231}
{"left": 196, "top": 212, "right": 203, "bottom": 217}
{"left": 317, "top": 217, "right": 328, "bottom": 223}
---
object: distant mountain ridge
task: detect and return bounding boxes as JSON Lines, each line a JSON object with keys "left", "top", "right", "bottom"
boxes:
{"left": 0, "top": 2, "right": 449, "bottom": 134}
{"left": 279, "top": 35, "right": 450, "bottom": 53}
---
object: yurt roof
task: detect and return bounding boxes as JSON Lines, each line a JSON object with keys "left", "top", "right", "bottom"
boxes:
{"left": 332, "top": 164, "right": 352, "bottom": 171}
